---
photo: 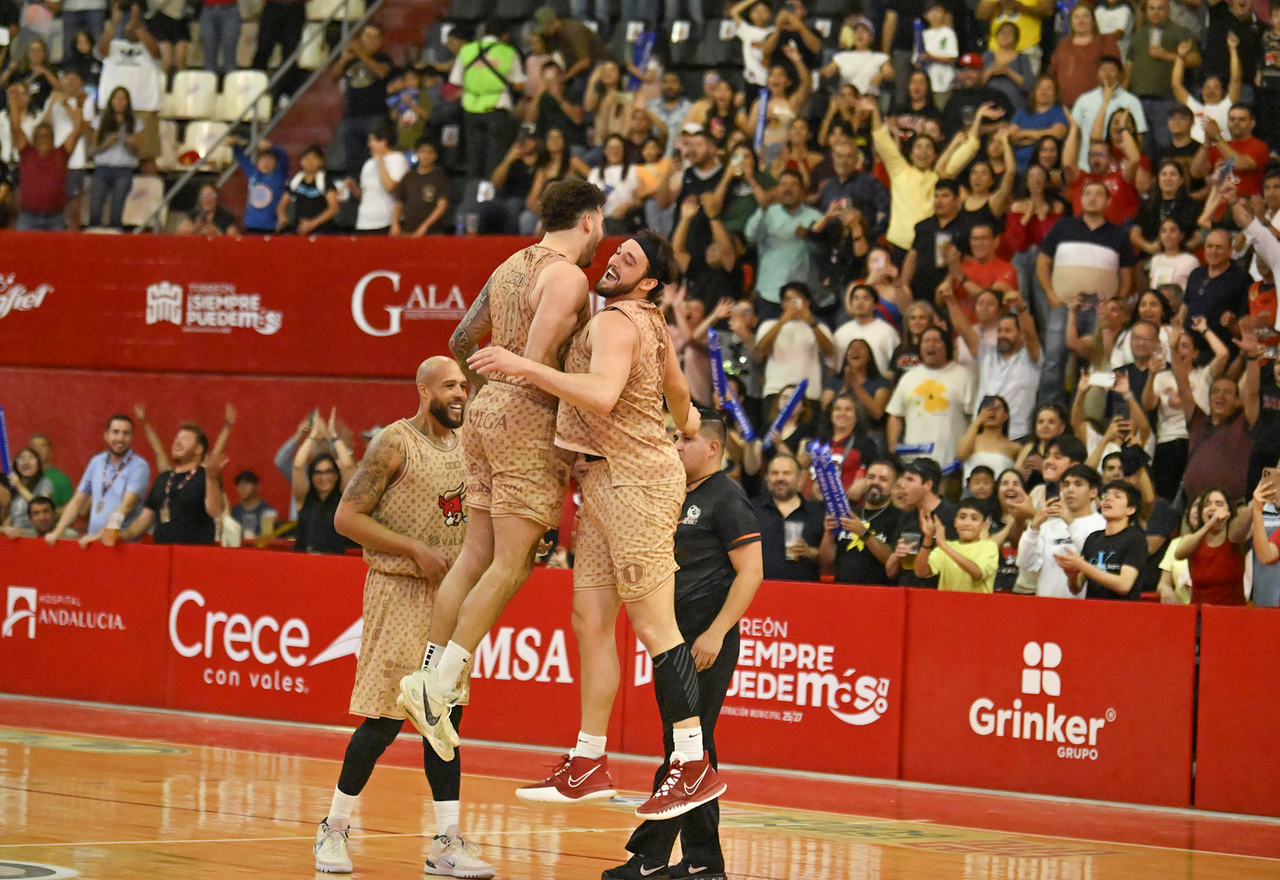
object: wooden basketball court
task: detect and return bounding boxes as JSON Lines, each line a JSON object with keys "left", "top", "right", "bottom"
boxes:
{"left": 2, "top": 694, "right": 1279, "bottom": 879}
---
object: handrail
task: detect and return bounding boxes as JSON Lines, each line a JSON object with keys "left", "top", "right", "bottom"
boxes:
{"left": 137, "top": 0, "right": 389, "bottom": 233}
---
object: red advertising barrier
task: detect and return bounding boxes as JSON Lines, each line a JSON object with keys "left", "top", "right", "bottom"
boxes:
{"left": 0, "top": 232, "right": 621, "bottom": 379}
{"left": 165, "top": 546, "right": 369, "bottom": 725}
{"left": 1194, "top": 606, "right": 1280, "bottom": 817}
{"left": 619, "top": 583, "right": 906, "bottom": 780}
{"left": 900, "top": 591, "right": 1197, "bottom": 807}
{"left": 0, "top": 539, "right": 172, "bottom": 706}
{"left": 463, "top": 567, "right": 626, "bottom": 749}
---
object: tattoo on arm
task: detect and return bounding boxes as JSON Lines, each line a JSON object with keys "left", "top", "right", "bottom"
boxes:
{"left": 340, "top": 430, "right": 405, "bottom": 514}
{"left": 451, "top": 276, "right": 493, "bottom": 388}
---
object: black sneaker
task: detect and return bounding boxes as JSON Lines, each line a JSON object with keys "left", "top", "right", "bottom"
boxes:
{"left": 668, "top": 858, "right": 726, "bottom": 879}
{"left": 601, "top": 853, "right": 671, "bottom": 879}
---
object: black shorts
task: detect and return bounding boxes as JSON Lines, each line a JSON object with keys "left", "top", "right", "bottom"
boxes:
{"left": 148, "top": 11, "right": 191, "bottom": 44}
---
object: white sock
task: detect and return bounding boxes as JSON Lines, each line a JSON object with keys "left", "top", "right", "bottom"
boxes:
{"left": 570, "top": 731, "right": 607, "bottom": 760}
{"left": 435, "top": 642, "right": 472, "bottom": 692}
{"left": 328, "top": 787, "right": 358, "bottom": 829}
{"left": 673, "top": 727, "right": 703, "bottom": 763}
{"left": 422, "top": 641, "right": 446, "bottom": 670}
{"left": 433, "top": 800, "right": 460, "bottom": 838}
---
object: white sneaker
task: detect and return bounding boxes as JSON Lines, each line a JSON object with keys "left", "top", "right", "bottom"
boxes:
{"left": 314, "top": 819, "right": 353, "bottom": 873}
{"left": 424, "top": 825, "right": 495, "bottom": 878}
{"left": 399, "top": 668, "right": 460, "bottom": 760}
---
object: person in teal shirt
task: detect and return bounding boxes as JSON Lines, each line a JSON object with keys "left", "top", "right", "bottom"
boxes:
{"left": 744, "top": 169, "right": 823, "bottom": 320}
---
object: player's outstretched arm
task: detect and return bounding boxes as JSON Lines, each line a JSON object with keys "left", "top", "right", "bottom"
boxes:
{"left": 525, "top": 262, "right": 591, "bottom": 371}
{"left": 470, "top": 310, "right": 637, "bottom": 413}
{"left": 450, "top": 275, "right": 494, "bottom": 390}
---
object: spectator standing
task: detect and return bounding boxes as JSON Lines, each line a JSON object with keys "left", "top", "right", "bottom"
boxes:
{"left": 1017, "top": 463, "right": 1105, "bottom": 598}
{"left": 278, "top": 145, "right": 339, "bottom": 234}
{"left": 819, "top": 458, "right": 900, "bottom": 585}
{"left": 199, "top": 0, "right": 240, "bottom": 79}
{"left": 230, "top": 470, "right": 277, "bottom": 541}
{"left": 730, "top": 0, "right": 775, "bottom": 94}
{"left": 1202, "top": 0, "right": 1262, "bottom": 98}
{"left": 252, "top": 0, "right": 307, "bottom": 100}
{"left": 1047, "top": 3, "right": 1121, "bottom": 108}
{"left": 233, "top": 138, "right": 288, "bottom": 234}
{"left": 1183, "top": 228, "right": 1250, "bottom": 337}
{"left": 647, "top": 73, "right": 690, "bottom": 159}
{"left": 147, "top": 0, "right": 192, "bottom": 78}
{"left": 1190, "top": 105, "right": 1269, "bottom": 198}
{"left": 886, "top": 326, "right": 974, "bottom": 470}
{"left": 96, "top": 3, "right": 162, "bottom": 160}
{"left": 531, "top": 6, "right": 609, "bottom": 102}
{"left": 87, "top": 85, "right": 141, "bottom": 229}
{"left": 975, "top": 0, "right": 1050, "bottom": 74}
{"left": 756, "top": 283, "right": 833, "bottom": 404}
{"left": 46, "top": 415, "right": 149, "bottom": 544}
{"left": 886, "top": 458, "right": 959, "bottom": 587}
{"left": 883, "top": 0, "right": 927, "bottom": 106}
{"left": 6, "top": 84, "right": 84, "bottom": 230}
{"left": 450, "top": 20, "right": 524, "bottom": 181}
{"left": 392, "top": 138, "right": 449, "bottom": 236}
{"left": 913, "top": 499, "right": 1000, "bottom": 592}
{"left": 1057, "top": 480, "right": 1146, "bottom": 599}
{"left": 744, "top": 169, "right": 823, "bottom": 319}
{"left": 49, "top": 71, "right": 95, "bottom": 231}
{"left": 1008, "top": 76, "right": 1069, "bottom": 170}
{"left": 1175, "top": 488, "right": 1249, "bottom": 605}
{"left": 753, "top": 453, "right": 825, "bottom": 582}
{"left": 27, "top": 433, "right": 72, "bottom": 508}
{"left": 0, "top": 38, "right": 58, "bottom": 112}
{"left": 61, "top": 0, "right": 106, "bottom": 60}
{"left": 834, "top": 284, "right": 900, "bottom": 377}
{"left": 817, "top": 141, "right": 890, "bottom": 241}
{"left": 822, "top": 16, "right": 892, "bottom": 98}
{"left": 942, "top": 55, "right": 1015, "bottom": 139}
{"left": 480, "top": 130, "right": 540, "bottom": 234}
{"left": 904, "top": 180, "right": 973, "bottom": 305}
{"left": 946, "top": 223, "right": 1018, "bottom": 316}
{"left": 1070, "top": 58, "right": 1147, "bottom": 172}
{"left": 335, "top": 25, "right": 393, "bottom": 179}
{"left": 292, "top": 414, "right": 357, "bottom": 554}
{"left": 982, "top": 21, "right": 1033, "bottom": 114}
{"left": 950, "top": 289, "right": 1041, "bottom": 439}
{"left": 119, "top": 423, "right": 226, "bottom": 546}
{"left": 355, "top": 122, "right": 409, "bottom": 234}
{"left": 1128, "top": 0, "right": 1199, "bottom": 152}
{"left": 526, "top": 60, "right": 587, "bottom": 150}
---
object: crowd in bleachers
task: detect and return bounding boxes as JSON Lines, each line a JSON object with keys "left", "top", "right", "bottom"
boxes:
{"left": 8, "top": 0, "right": 1280, "bottom": 603}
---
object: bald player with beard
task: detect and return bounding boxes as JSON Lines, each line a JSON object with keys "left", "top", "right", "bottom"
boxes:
{"left": 470, "top": 232, "right": 724, "bottom": 824}
{"left": 399, "top": 178, "right": 607, "bottom": 762}
{"left": 313, "top": 357, "right": 493, "bottom": 878}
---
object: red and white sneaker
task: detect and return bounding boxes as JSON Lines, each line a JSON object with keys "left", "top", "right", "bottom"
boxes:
{"left": 635, "top": 752, "right": 726, "bottom": 821}
{"left": 515, "top": 754, "right": 617, "bottom": 804}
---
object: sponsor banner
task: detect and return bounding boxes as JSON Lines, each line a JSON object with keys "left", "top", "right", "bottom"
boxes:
{"left": 619, "top": 582, "right": 906, "bottom": 780}
{"left": 900, "top": 591, "right": 1197, "bottom": 807}
{"left": 165, "top": 546, "right": 368, "bottom": 725}
{"left": 0, "top": 539, "right": 171, "bottom": 706}
{"left": 1195, "top": 606, "right": 1280, "bottom": 817}
{"left": 0, "top": 233, "right": 621, "bottom": 379}
{"left": 463, "top": 568, "right": 626, "bottom": 749}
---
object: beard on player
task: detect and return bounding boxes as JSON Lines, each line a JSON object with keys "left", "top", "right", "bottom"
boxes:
{"left": 429, "top": 396, "right": 465, "bottom": 430}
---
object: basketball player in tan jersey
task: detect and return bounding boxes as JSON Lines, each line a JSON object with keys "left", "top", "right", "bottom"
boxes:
{"left": 399, "top": 179, "right": 607, "bottom": 760}
{"left": 469, "top": 233, "right": 726, "bottom": 824}
{"left": 312, "top": 357, "right": 494, "bottom": 879}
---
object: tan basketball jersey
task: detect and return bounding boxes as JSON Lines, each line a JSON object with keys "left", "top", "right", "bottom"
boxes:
{"left": 484, "top": 244, "right": 573, "bottom": 407}
{"left": 556, "top": 299, "right": 683, "bottom": 486}
{"left": 362, "top": 419, "right": 468, "bottom": 577}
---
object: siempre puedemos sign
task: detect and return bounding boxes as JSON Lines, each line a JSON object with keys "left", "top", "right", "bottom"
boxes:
{"left": 619, "top": 583, "right": 907, "bottom": 779}
{"left": 146, "top": 281, "right": 283, "bottom": 335}
{"left": 901, "top": 591, "right": 1197, "bottom": 807}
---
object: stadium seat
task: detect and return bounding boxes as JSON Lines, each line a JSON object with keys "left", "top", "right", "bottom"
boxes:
{"left": 216, "top": 69, "right": 272, "bottom": 123}
{"left": 168, "top": 70, "right": 219, "bottom": 120}
{"left": 306, "top": 0, "right": 364, "bottom": 22}
{"left": 181, "top": 120, "right": 235, "bottom": 170}
{"left": 667, "top": 20, "right": 700, "bottom": 67}
{"left": 695, "top": 19, "right": 740, "bottom": 68}
{"left": 298, "top": 22, "right": 328, "bottom": 69}
{"left": 121, "top": 175, "right": 166, "bottom": 228}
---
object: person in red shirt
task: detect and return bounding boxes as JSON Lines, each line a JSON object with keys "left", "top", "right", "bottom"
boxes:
{"left": 1064, "top": 121, "right": 1143, "bottom": 224}
{"left": 945, "top": 223, "right": 1018, "bottom": 320}
{"left": 6, "top": 84, "right": 85, "bottom": 231}
{"left": 1192, "top": 104, "right": 1271, "bottom": 198}
{"left": 1177, "top": 488, "right": 1248, "bottom": 605}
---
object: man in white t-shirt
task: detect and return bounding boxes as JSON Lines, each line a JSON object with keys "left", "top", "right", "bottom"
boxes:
{"left": 833, "top": 283, "right": 900, "bottom": 376}
{"left": 48, "top": 70, "right": 97, "bottom": 230}
{"left": 730, "top": 0, "right": 774, "bottom": 87}
{"left": 886, "top": 326, "right": 974, "bottom": 468}
{"left": 97, "top": 3, "right": 163, "bottom": 114}
{"left": 948, "top": 287, "right": 1042, "bottom": 439}
{"left": 1018, "top": 463, "right": 1105, "bottom": 599}
{"left": 356, "top": 122, "right": 409, "bottom": 233}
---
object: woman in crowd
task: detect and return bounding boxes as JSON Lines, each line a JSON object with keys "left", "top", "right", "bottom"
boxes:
{"left": 890, "top": 301, "right": 939, "bottom": 376}
{"left": 959, "top": 140, "right": 1015, "bottom": 230}
{"left": 981, "top": 21, "right": 1033, "bottom": 113}
{"left": 769, "top": 117, "right": 823, "bottom": 190}
{"left": 1146, "top": 322, "right": 1229, "bottom": 499}
{"left": 823, "top": 338, "right": 893, "bottom": 450}
{"left": 62, "top": 30, "right": 101, "bottom": 85}
{"left": 1147, "top": 218, "right": 1201, "bottom": 291}
{"left": 587, "top": 133, "right": 642, "bottom": 235}
{"left": 3, "top": 448, "right": 54, "bottom": 532}
{"left": 689, "top": 77, "right": 741, "bottom": 148}
{"left": 1016, "top": 402, "right": 1069, "bottom": 490}
{"left": 1174, "top": 489, "right": 1248, "bottom": 605}
{"left": 88, "top": 86, "right": 142, "bottom": 230}
{"left": 291, "top": 417, "right": 357, "bottom": 555}
{"left": 585, "top": 60, "right": 631, "bottom": 148}
{"left": 886, "top": 69, "right": 943, "bottom": 141}
{"left": 1132, "top": 161, "right": 1201, "bottom": 258}
{"left": 1008, "top": 76, "right": 1068, "bottom": 170}
{"left": 1157, "top": 498, "right": 1199, "bottom": 604}
{"left": 819, "top": 392, "right": 879, "bottom": 492}
{"left": 523, "top": 128, "right": 590, "bottom": 235}
{"left": 0, "top": 38, "right": 59, "bottom": 111}
{"left": 859, "top": 246, "right": 912, "bottom": 321}
{"left": 958, "top": 395, "right": 1023, "bottom": 481}
{"left": 1046, "top": 1, "right": 1119, "bottom": 107}
{"left": 1030, "top": 135, "right": 1065, "bottom": 192}
{"left": 992, "top": 468, "right": 1029, "bottom": 592}
{"left": 741, "top": 49, "right": 813, "bottom": 167}
{"left": 1003, "top": 166, "right": 1066, "bottom": 303}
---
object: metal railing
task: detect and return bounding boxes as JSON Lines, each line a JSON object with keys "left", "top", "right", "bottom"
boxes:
{"left": 138, "top": 0, "right": 389, "bottom": 232}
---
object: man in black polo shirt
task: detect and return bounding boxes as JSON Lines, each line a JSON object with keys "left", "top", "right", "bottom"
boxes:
{"left": 753, "top": 453, "right": 825, "bottom": 582}
{"left": 820, "top": 459, "right": 901, "bottom": 585}
{"left": 1035, "top": 180, "right": 1138, "bottom": 403}
{"left": 886, "top": 458, "right": 958, "bottom": 587}
{"left": 605, "top": 409, "right": 762, "bottom": 880}
{"left": 906, "top": 180, "right": 972, "bottom": 304}
{"left": 120, "top": 422, "right": 225, "bottom": 545}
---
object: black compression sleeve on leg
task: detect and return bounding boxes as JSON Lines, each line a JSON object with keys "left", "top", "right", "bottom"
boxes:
{"left": 651, "top": 645, "right": 701, "bottom": 726}
{"left": 337, "top": 716, "right": 404, "bottom": 796}
{"left": 423, "top": 705, "right": 463, "bottom": 802}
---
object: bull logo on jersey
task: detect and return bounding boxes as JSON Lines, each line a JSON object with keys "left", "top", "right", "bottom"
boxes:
{"left": 438, "top": 484, "right": 467, "bottom": 527}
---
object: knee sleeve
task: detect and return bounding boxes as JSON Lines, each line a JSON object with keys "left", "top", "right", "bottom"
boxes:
{"left": 337, "top": 716, "right": 403, "bottom": 795}
{"left": 651, "top": 645, "right": 700, "bottom": 726}
{"left": 423, "top": 705, "right": 464, "bottom": 802}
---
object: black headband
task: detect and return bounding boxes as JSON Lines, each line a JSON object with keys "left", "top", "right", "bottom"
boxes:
{"left": 633, "top": 235, "right": 664, "bottom": 282}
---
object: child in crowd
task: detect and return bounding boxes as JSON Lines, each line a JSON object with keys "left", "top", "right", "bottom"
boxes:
{"left": 914, "top": 497, "right": 999, "bottom": 592}
{"left": 233, "top": 138, "right": 288, "bottom": 234}
{"left": 919, "top": 0, "right": 958, "bottom": 107}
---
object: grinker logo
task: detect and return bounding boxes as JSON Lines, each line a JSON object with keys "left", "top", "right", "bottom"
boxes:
{"left": 968, "top": 641, "right": 1116, "bottom": 761}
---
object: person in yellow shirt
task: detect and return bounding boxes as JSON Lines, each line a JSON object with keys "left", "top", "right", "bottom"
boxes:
{"left": 913, "top": 499, "right": 999, "bottom": 592}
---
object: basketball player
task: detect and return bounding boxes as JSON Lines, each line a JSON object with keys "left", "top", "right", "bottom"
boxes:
{"left": 468, "top": 233, "right": 724, "bottom": 822}
{"left": 313, "top": 357, "right": 493, "bottom": 878}
{"left": 604, "top": 408, "right": 762, "bottom": 880}
{"left": 398, "top": 179, "right": 606, "bottom": 760}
